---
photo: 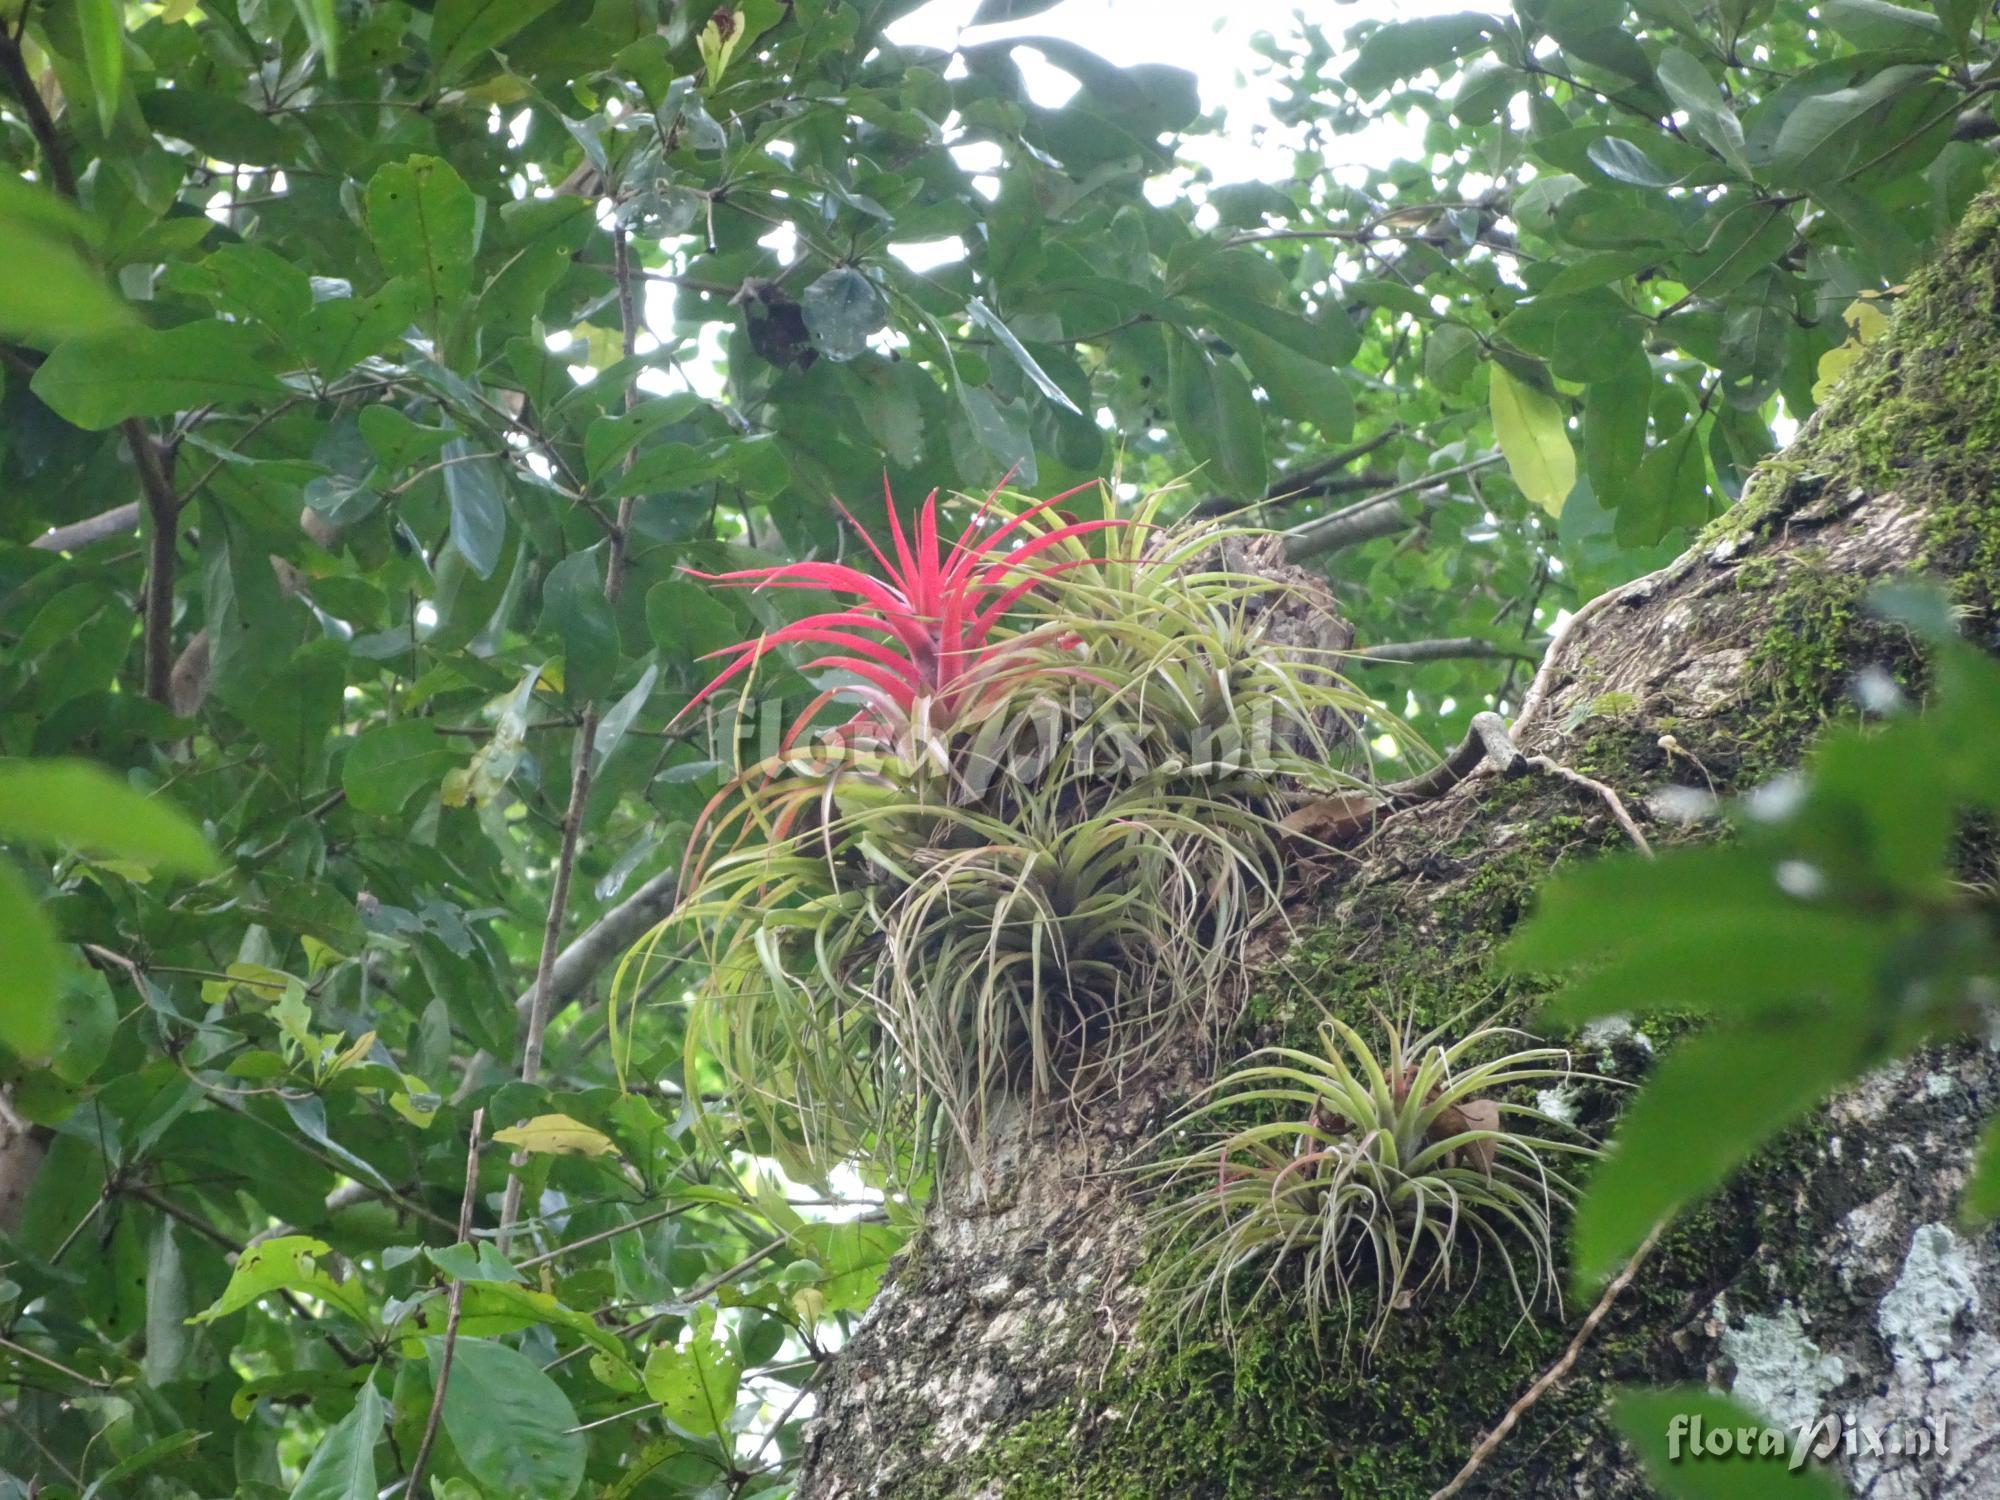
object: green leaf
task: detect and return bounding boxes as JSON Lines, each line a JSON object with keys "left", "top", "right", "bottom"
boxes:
{"left": 189, "top": 1236, "right": 376, "bottom": 1328}
{"left": 1764, "top": 66, "right": 1929, "bottom": 182}
{"left": 236, "top": 641, "right": 346, "bottom": 791}
{"left": 1618, "top": 420, "right": 1709, "bottom": 545}
{"left": 0, "top": 863, "right": 63, "bottom": 1058}
{"left": 442, "top": 439, "right": 507, "bottom": 580}
{"left": 1168, "top": 335, "right": 1267, "bottom": 498}
{"left": 1424, "top": 324, "right": 1481, "bottom": 393}
{"left": 800, "top": 267, "right": 886, "bottom": 362}
{"left": 540, "top": 551, "right": 620, "bottom": 704}
{"left": 434, "top": 1337, "right": 586, "bottom": 1499}
{"left": 433, "top": 0, "right": 566, "bottom": 82}
{"left": 428, "top": 1242, "right": 529, "bottom": 1283}
{"left": 1489, "top": 364, "right": 1575, "bottom": 516}
{"left": 1585, "top": 135, "right": 1685, "bottom": 189}
{"left": 1611, "top": 1387, "right": 1850, "bottom": 1498}
{"left": 0, "top": 761, "right": 216, "bottom": 873}
{"left": 1582, "top": 359, "right": 1651, "bottom": 498}
{"left": 76, "top": 0, "right": 124, "bottom": 132}
{"left": 584, "top": 393, "right": 704, "bottom": 480}
{"left": 788, "top": 1221, "right": 904, "bottom": 1313}
{"left": 140, "top": 87, "right": 292, "bottom": 164}
{"left": 342, "top": 722, "right": 459, "bottom": 817}
{"left": 642, "top": 1304, "right": 742, "bottom": 1441}
{"left": 1345, "top": 14, "right": 1493, "bottom": 97}
{"left": 1819, "top": 0, "right": 1947, "bottom": 54}
{"left": 1654, "top": 49, "right": 1751, "bottom": 177}
{"left": 289, "top": 0, "right": 341, "bottom": 75}
{"left": 971, "top": 0, "right": 1063, "bottom": 19}
{"left": 366, "top": 156, "right": 480, "bottom": 336}
{"left": 289, "top": 1376, "right": 384, "bottom": 1500}
{"left": 31, "top": 321, "right": 285, "bottom": 429}
{"left": 647, "top": 579, "right": 739, "bottom": 662}
{"left": 957, "top": 383, "right": 1037, "bottom": 486}
{"left": 359, "top": 405, "right": 456, "bottom": 471}
{"left": 1573, "top": 1023, "right": 1872, "bottom": 1286}
{"left": 965, "top": 297, "right": 1082, "bottom": 414}
{"left": 1209, "top": 311, "right": 1354, "bottom": 437}
{"left": 202, "top": 243, "right": 315, "bottom": 332}
{"left": 0, "top": 179, "right": 133, "bottom": 346}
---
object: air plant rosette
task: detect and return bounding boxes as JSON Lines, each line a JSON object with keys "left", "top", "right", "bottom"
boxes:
{"left": 616, "top": 480, "right": 1416, "bottom": 1178}
{"left": 1141, "top": 1011, "right": 1608, "bottom": 1358}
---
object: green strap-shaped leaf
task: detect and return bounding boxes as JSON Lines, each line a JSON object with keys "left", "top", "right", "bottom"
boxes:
{"left": 76, "top": 0, "right": 124, "bottom": 132}
{"left": 288, "top": 0, "right": 340, "bottom": 75}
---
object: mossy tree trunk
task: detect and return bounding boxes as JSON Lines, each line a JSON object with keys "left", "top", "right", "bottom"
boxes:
{"left": 795, "top": 196, "right": 2000, "bottom": 1500}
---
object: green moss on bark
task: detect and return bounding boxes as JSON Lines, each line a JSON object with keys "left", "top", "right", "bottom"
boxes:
{"left": 874, "top": 194, "right": 2000, "bottom": 1500}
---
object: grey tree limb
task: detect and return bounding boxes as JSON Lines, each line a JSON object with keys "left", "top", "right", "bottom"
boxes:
{"left": 1282, "top": 453, "right": 1503, "bottom": 562}
{"left": 31, "top": 503, "right": 142, "bottom": 552}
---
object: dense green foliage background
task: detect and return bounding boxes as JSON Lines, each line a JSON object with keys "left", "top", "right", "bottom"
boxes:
{"left": 0, "top": 0, "right": 1995, "bottom": 1494}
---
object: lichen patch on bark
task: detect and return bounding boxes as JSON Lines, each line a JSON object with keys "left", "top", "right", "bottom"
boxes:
{"left": 799, "top": 192, "right": 2000, "bottom": 1500}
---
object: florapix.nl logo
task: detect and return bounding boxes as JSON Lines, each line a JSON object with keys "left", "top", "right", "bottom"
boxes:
{"left": 1667, "top": 1410, "right": 1951, "bottom": 1473}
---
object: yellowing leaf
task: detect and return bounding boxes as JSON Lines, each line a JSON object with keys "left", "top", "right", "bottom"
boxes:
{"left": 493, "top": 1113, "right": 619, "bottom": 1157}
{"left": 697, "top": 10, "right": 748, "bottom": 87}
{"left": 188, "top": 1235, "right": 374, "bottom": 1327}
{"left": 1811, "top": 298, "right": 1893, "bottom": 403}
{"left": 1490, "top": 364, "right": 1576, "bottom": 517}
{"left": 198, "top": 962, "right": 296, "bottom": 1007}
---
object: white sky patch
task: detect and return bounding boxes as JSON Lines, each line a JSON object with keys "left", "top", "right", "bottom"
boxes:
{"left": 889, "top": 235, "right": 968, "bottom": 273}
{"left": 888, "top": 0, "right": 1490, "bottom": 196}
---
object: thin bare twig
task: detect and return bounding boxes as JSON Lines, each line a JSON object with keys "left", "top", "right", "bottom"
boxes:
{"left": 0, "top": 1334, "right": 110, "bottom": 1391}
{"left": 1429, "top": 1219, "right": 1669, "bottom": 1500}
{"left": 514, "top": 1200, "right": 698, "bottom": 1271}
{"left": 498, "top": 225, "right": 647, "bottom": 1248}
{"left": 402, "top": 1107, "right": 485, "bottom": 1499}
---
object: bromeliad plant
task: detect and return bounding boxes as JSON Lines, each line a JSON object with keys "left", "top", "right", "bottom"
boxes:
{"left": 1143, "top": 1012, "right": 1604, "bottom": 1357}
{"left": 619, "top": 481, "right": 1408, "bottom": 1177}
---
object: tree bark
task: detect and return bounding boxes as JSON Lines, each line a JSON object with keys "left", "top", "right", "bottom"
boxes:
{"left": 796, "top": 197, "right": 2000, "bottom": 1499}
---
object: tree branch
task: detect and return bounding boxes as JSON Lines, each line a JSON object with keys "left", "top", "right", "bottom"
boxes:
{"left": 0, "top": 28, "right": 77, "bottom": 199}
{"left": 2, "top": 31, "right": 184, "bottom": 705}
{"left": 1353, "top": 635, "right": 1545, "bottom": 665}
{"left": 402, "top": 1107, "right": 484, "bottom": 1500}
{"left": 510, "top": 864, "right": 681, "bottom": 1025}
{"left": 1429, "top": 1219, "right": 1668, "bottom": 1500}
{"left": 1266, "top": 427, "right": 1406, "bottom": 500}
{"left": 498, "top": 225, "right": 647, "bottom": 1249}
{"left": 31, "top": 502, "right": 141, "bottom": 552}
{"left": 1281, "top": 454, "right": 1502, "bottom": 563}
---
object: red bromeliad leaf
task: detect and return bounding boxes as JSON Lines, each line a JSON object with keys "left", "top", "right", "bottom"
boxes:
{"left": 673, "top": 480, "right": 1119, "bottom": 737}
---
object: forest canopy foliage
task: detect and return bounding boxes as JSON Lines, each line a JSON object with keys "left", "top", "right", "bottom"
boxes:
{"left": 0, "top": 0, "right": 1995, "bottom": 1495}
